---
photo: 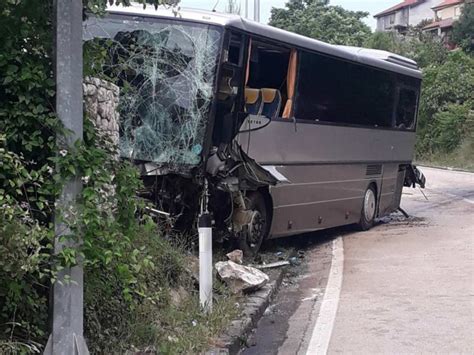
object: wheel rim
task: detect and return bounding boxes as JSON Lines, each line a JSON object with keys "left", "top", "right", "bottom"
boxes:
{"left": 364, "top": 188, "right": 376, "bottom": 222}
{"left": 247, "top": 211, "right": 264, "bottom": 250}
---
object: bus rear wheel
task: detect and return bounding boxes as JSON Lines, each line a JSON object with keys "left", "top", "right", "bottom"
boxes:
{"left": 359, "top": 185, "right": 377, "bottom": 230}
{"left": 238, "top": 191, "right": 270, "bottom": 259}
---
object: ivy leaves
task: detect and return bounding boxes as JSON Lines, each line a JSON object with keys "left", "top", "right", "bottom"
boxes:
{"left": 85, "top": 0, "right": 180, "bottom": 15}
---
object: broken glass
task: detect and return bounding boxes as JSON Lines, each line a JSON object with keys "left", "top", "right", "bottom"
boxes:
{"left": 83, "top": 14, "right": 222, "bottom": 167}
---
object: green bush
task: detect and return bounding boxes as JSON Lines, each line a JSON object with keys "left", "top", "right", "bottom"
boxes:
{"left": 0, "top": 0, "right": 159, "bottom": 350}
{"left": 453, "top": 3, "right": 474, "bottom": 53}
{"left": 0, "top": 137, "right": 52, "bottom": 353}
{"left": 431, "top": 102, "right": 473, "bottom": 153}
{"left": 416, "top": 51, "right": 474, "bottom": 157}
{"left": 365, "top": 30, "right": 448, "bottom": 68}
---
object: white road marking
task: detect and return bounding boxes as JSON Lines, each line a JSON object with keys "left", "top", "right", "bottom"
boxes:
{"left": 306, "top": 237, "right": 344, "bottom": 355}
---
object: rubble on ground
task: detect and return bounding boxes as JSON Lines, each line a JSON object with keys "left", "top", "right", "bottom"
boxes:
{"left": 226, "top": 249, "right": 243, "bottom": 264}
{"left": 215, "top": 260, "right": 269, "bottom": 294}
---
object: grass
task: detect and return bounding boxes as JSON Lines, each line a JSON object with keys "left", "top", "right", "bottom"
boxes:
{"left": 416, "top": 139, "right": 474, "bottom": 172}
{"left": 84, "top": 225, "right": 239, "bottom": 354}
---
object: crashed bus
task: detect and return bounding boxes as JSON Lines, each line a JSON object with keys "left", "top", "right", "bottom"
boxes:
{"left": 83, "top": 5, "right": 425, "bottom": 256}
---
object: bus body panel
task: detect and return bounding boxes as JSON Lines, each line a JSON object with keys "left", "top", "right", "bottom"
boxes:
{"left": 238, "top": 121, "right": 416, "bottom": 238}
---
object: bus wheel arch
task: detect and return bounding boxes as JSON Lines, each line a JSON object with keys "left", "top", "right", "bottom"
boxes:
{"left": 237, "top": 188, "right": 273, "bottom": 258}
{"left": 359, "top": 182, "right": 378, "bottom": 231}
{"left": 259, "top": 187, "right": 274, "bottom": 232}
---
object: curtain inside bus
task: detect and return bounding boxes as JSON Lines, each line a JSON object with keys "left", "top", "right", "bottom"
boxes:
{"left": 282, "top": 49, "right": 297, "bottom": 119}
{"left": 245, "top": 38, "right": 252, "bottom": 86}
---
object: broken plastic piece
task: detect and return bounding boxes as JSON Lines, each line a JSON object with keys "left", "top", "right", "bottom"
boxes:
{"left": 254, "top": 260, "right": 291, "bottom": 269}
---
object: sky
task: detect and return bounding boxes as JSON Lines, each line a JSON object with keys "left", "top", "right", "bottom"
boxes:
{"left": 176, "top": 0, "right": 400, "bottom": 29}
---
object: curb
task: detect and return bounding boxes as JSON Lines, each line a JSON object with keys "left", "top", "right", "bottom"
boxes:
{"left": 207, "top": 265, "right": 287, "bottom": 355}
{"left": 416, "top": 164, "right": 474, "bottom": 174}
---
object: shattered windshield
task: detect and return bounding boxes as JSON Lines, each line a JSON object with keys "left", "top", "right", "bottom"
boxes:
{"left": 83, "top": 14, "right": 222, "bottom": 166}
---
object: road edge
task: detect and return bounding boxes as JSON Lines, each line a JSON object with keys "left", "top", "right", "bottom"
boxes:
{"left": 305, "top": 236, "right": 344, "bottom": 354}
{"left": 206, "top": 265, "right": 288, "bottom": 355}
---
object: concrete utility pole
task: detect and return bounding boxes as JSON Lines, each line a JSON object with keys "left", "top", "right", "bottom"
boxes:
{"left": 44, "top": 0, "right": 89, "bottom": 354}
{"left": 254, "top": 0, "right": 260, "bottom": 22}
{"left": 245, "top": 0, "right": 248, "bottom": 18}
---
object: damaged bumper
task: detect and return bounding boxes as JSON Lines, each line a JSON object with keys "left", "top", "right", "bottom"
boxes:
{"left": 404, "top": 165, "right": 426, "bottom": 188}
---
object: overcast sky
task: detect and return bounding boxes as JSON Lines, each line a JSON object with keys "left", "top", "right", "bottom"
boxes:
{"left": 177, "top": 0, "right": 399, "bottom": 29}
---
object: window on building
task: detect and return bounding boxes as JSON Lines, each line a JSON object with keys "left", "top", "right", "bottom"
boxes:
{"left": 390, "top": 13, "right": 395, "bottom": 24}
{"left": 454, "top": 5, "right": 461, "bottom": 18}
{"left": 294, "top": 50, "right": 396, "bottom": 128}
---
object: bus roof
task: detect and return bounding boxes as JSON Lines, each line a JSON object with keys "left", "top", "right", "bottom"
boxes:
{"left": 106, "top": 4, "right": 422, "bottom": 79}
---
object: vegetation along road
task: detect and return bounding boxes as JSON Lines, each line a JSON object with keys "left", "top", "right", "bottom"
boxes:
{"left": 243, "top": 167, "right": 474, "bottom": 354}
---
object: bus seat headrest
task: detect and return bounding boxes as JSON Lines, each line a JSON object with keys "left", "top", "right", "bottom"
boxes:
{"left": 261, "top": 88, "right": 278, "bottom": 103}
{"left": 245, "top": 88, "right": 260, "bottom": 105}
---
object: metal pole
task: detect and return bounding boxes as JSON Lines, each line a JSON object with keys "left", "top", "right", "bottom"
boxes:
{"left": 199, "top": 179, "right": 213, "bottom": 312}
{"left": 254, "top": 0, "right": 260, "bottom": 22}
{"left": 199, "top": 213, "right": 213, "bottom": 312}
{"left": 44, "top": 0, "right": 88, "bottom": 354}
{"left": 245, "top": 0, "right": 248, "bottom": 18}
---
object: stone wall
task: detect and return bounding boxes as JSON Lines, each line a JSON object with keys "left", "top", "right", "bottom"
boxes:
{"left": 83, "top": 77, "right": 120, "bottom": 147}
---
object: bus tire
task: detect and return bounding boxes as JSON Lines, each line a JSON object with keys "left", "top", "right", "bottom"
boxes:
{"left": 238, "top": 191, "right": 270, "bottom": 259}
{"left": 359, "top": 184, "right": 377, "bottom": 231}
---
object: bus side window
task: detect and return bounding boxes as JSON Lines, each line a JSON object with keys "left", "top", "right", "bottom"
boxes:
{"left": 225, "top": 33, "right": 244, "bottom": 66}
{"left": 294, "top": 50, "right": 395, "bottom": 128}
{"left": 246, "top": 40, "right": 291, "bottom": 119}
{"left": 395, "top": 88, "right": 417, "bottom": 130}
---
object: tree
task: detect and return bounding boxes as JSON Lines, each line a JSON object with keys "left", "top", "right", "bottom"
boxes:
{"left": 452, "top": 2, "right": 474, "bottom": 53}
{"left": 269, "top": 0, "right": 371, "bottom": 46}
{"left": 364, "top": 31, "right": 405, "bottom": 53}
{"left": 364, "top": 31, "right": 448, "bottom": 68}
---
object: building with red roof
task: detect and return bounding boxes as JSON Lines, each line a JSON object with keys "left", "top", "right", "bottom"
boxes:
{"left": 422, "top": 0, "right": 465, "bottom": 48}
{"left": 374, "top": 0, "right": 439, "bottom": 33}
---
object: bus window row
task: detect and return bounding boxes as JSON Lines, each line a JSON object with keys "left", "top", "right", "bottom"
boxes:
{"left": 238, "top": 35, "right": 420, "bottom": 131}
{"left": 293, "top": 50, "right": 420, "bottom": 130}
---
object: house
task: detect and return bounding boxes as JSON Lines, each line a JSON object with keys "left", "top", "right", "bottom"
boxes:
{"left": 374, "top": 0, "right": 438, "bottom": 33}
{"left": 422, "top": 0, "right": 465, "bottom": 46}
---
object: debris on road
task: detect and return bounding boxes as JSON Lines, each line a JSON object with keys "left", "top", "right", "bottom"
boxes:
{"left": 226, "top": 249, "right": 243, "bottom": 264}
{"left": 215, "top": 260, "right": 269, "bottom": 294}
{"left": 254, "top": 261, "right": 291, "bottom": 269}
{"left": 289, "top": 257, "right": 301, "bottom": 266}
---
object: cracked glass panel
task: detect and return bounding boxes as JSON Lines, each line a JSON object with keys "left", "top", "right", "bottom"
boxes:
{"left": 83, "top": 15, "right": 221, "bottom": 166}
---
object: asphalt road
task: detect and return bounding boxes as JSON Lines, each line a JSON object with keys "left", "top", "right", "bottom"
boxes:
{"left": 243, "top": 167, "right": 474, "bottom": 354}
